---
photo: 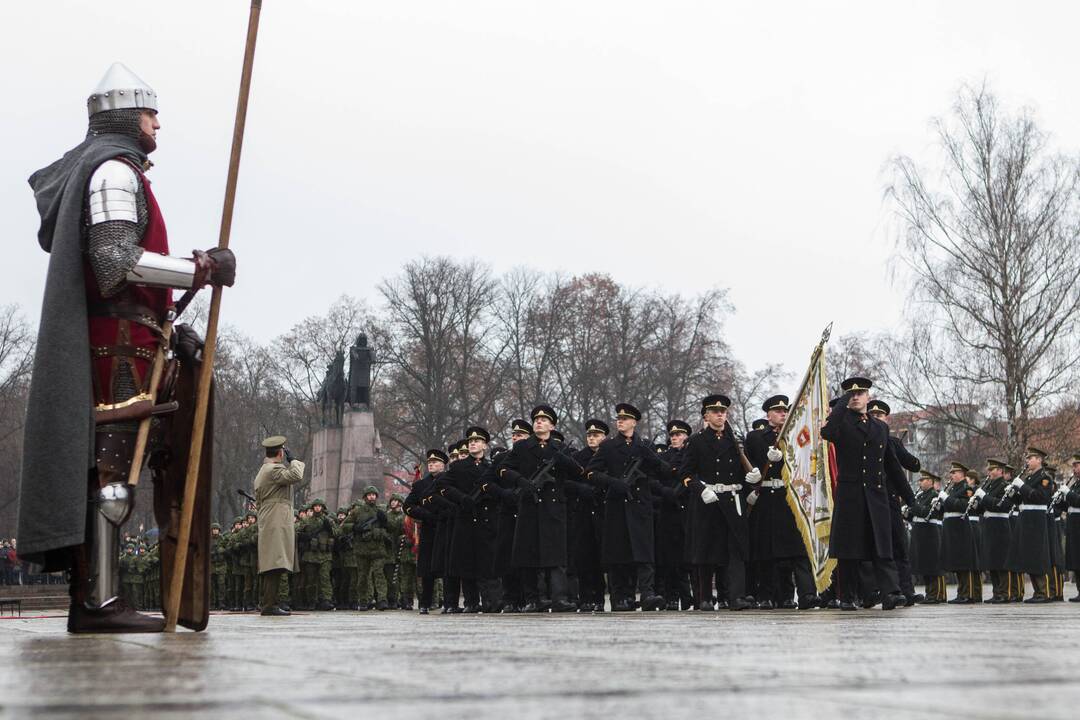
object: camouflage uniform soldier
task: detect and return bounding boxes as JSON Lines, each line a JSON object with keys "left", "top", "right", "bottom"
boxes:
{"left": 144, "top": 543, "right": 160, "bottom": 610}
{"left": 384, "top": 494, "right": 407, "bottom": 607}
{"left": 349, "top": 486, "right": 391, "bottom": 610}
{"left": 305, "top": 500, "right": 335, "bottom": 611}
{"left": 210, "top": 523, "right": 225, "bottom": 610}
{"left": 331, "top": 508, "right": 348, "bottom": 608}
{"left": 119, "top": 542, "right": 138, "bottom": 607}
{"left": 293, "top": 506, "right": 311, "bottom": 608}
{"left": 399, "top": 512, "right": 419, "bottom": 609}
{"left": 241, "top": 512, "right": 259, "bottom": 610}
{"left": 339, "top": 504, "right": 361, "bottom": 610}
{"left": 226, "top": 518, "right": 245, "bottom": 610}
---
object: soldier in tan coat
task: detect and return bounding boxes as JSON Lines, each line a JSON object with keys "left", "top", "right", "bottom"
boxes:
{"left": 254, "top": 435, "right": 305, "bottom": 616}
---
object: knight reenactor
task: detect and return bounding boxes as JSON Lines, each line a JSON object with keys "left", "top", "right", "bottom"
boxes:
{"left": 404, "top": 449, "right": 449, "bottom": 614}
{"left": 499, "top": 405, "right": 581, "bottom": 613}
{"left": 656, "top": 420, "right": 692, "bottom": 611}
{"left": 906, "top": 471, "right": 945, "bottom": 603}
{"left": 17, "top": 63, "right": 236, "bottom": 633}
{"left": 746, "top": 395, "right": 819, "bottom": 610}
{"left": 677, "top": 395, "right": 753, "bottom": 611}
{"left": 820, "top": 378, "right": 906, "bottom": 611}
{"left": 1009, "top": 447, "right": 1055, "bottom": 603}
{"left": 971, "top": 459, "right": 1013, "bottom": 602}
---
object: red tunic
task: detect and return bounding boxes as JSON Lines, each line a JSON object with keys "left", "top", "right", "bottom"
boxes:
{"left": 84, "top": 159, "right": 172, "bottom": 406}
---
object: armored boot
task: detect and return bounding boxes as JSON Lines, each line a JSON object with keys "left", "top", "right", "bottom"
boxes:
{"left": 68, "top": 483, "right": 164, "bottom": 634}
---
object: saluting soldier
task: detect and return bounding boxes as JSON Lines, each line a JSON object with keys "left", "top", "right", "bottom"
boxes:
{"left": 971, "top": 459, "right": 1014, "bottom": 603}
{"left": 253, "top": 436, "right": 305, "bottom": 617}
{"left": 499, "top": 405, "right": 581, "bottom": 613}
{"left": 746, "top": 395, "right": 819, "bottom": 610}
{"left": 404, "top": 449, "right": 449, "bottom": 614}
{"left": 906, "top": 471, "right": 945, "bottom": 603}
{"left": 677, "top": 395, "right": 754, "bottom": 611}
{"left": 820, "top": 378, "right": 906, "bottom": 611}
{"left": 1008, "top": 447, "right": 1055, "bottom": 602}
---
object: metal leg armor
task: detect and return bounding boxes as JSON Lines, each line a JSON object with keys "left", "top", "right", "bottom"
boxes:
{"left": 85, "top": 482, "right": 133, "bottom": 608}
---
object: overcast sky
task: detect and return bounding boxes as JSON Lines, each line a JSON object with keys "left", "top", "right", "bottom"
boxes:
{"left": 4, "top": 1, "right": 1079, "bottom": 382}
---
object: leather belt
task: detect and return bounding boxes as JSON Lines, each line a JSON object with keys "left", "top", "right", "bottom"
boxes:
{"left": 87, "top": 301, "right": 164, "bottom": 337}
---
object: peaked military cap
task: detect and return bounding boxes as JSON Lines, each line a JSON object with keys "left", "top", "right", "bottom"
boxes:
{"left": 531, "top": 404, "right": 558, "bottom": 424}
{"left": 1025, "top": 446, "right": 1048, "bottom": 459}
{"left": 867, "top": 399, "right": 891, "bottom": 416}
{"left": 465, "top": 426, "right": 491, "bottom": 443}
{"left": 949, "top": 461, "right": 970, "bottom": 474}
{"left": 653, "top": 443, "right": 668, "bottom": 453}
{"left": 261, "top": 435, "right": 287, "bottom": 449}
{"left": 426, "top": 448, "right": 449, "bottom": 464}
{"left": 584, "top": 418, "right": 610, "bottom": 435}
{"left": 919, "top": 470, "right": 940, "bottom": 482}
{"left": 751, "top": 418, "right": 768, "bottom": 431}
{"left": 762, "top": 394, "right": 790, "bottom": 412}
{"left": 667, "top": 419, "right": 692, "bottom": 436}
{"left": 615, "top": 403, "right": 642, "bottom": 421}
{"left": 510, "top": 418, "right": 534, "bottom": 436}
{"left": 986, "top": 458, "right": 1007, "bottom": 470}
{"left": 455, "top": 438, "right": 470, "bottom": 455}
{"left": 840, "top": 377, "right": 872, "bottom": 392}
{"left": 550, "top": 429, "right": 565, "bottom": 443}
{"left": 1070, "top": 454, "right": 1080, "bottom": 465}
{"left": 700, "top": 394, "right": 731, "bottom": 413}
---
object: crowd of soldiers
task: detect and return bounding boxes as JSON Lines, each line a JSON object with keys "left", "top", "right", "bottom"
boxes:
{"left": 192, "top": 392, "right": 1079, "bottom": 615}
{"left": 207, "top": 489, "right": 420, "bottom": 612}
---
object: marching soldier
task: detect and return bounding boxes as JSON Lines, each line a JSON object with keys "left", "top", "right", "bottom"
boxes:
{"left": 586, "top": 403, "right": 669, "bottom": 612}
{"left": 500, "top": 405, "right": 581, "bottom": 613}
{"left": 820, "top": 378, "right": 906, "bottom": 611}
{"left": 939, "top": 462, "right": 980, "bottom": 603}
{"left": 490, "top": 421, "right": 533, "bottom": 613}
{"left": 971, "top": 459, "right": 1014, "bottom": 603}
{"left": 404, "top": 449, "right": 449, "bottom": 614}
{"left": 254, "top": 436, "right": 305, "bottom": 617}
{"left": 657, "top": 420, "right": 692, "bottom": 611}
{"left": 438, "top": 426, "right": 496, "bottom": 613}
{"left": 676, "top": 395, "right": 753, "bottom": 611}
{"left": 568, "top": 419, "right": 609, "bottom": 611}
{"left": 746, "top": 395, "right": 818, "bottom": 610}
{"left": 1055, "top": 454, "right": 1080, "bottom": 601}
{"left": 1009, "top": 447, "right": 1055, "bottom": 602}
{"left": 906, "top": 471, "right": 945, "bottom": 603}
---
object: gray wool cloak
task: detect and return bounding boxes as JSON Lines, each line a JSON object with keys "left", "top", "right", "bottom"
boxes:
{"left": 17, "top": 133, "right": 147, "bottom": 566}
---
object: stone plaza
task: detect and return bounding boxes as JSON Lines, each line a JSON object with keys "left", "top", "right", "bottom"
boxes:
{"left": 1, "top": 599, "right": 1077, "bottom": 719}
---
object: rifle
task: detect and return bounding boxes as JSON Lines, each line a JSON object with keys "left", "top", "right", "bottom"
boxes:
{"left": 524, "top": 458, "right": 558, "bottom": 492}
{"left": 237, "top": 488, "right": 256, "bottom": 511}
{"left": 353, "top": 514, "right": 379, "bottom": 539}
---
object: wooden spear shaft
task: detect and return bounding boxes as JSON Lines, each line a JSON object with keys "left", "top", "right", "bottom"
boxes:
{"left": 165, "top": 0, "right": 263, "bottom": 632}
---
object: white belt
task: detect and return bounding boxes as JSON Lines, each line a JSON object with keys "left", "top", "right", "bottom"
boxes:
{"left": 760, "top": 480, "right": 784, "bottom": 489}
{"left": 1019, "top": 504, "right": 1045, "bottom": 512}
{"left": 1069, "top": 507, "right": 1080, "bottom": 515}
{"left": 714, "top": 483, "right": 741, "bottom": 493}
{"left": 913, "top": 517, "right": 942, "bottom": 525}
{"left": 967, "top": 516, "right": 980, "bottom": 522}
{"left": 943, "top": 512, "right": 964, "bottom": 519}
{"left": 983, "top": 511, "right": 1010, "bottom": 519}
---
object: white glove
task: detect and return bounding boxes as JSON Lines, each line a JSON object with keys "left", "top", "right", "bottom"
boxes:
{"left": 937, "top": 490, "right": 949, "bottom": 501}
{"left": 1010, "top": 478, "right": 1024, "bottom": 489}
{"left": 701, "top": 487, "right": 719, "bottom": 504}
{"left": 767, "top": 446, "right": 783, "bottom": 462}
{"left": 974, "top": 488, "right": 986, "bottom": 499}
{"left": 745, "top": 468, "right": 762, "bottom": 485}
{"left": 747, "top": 490, "right": 759, "bottom": 506}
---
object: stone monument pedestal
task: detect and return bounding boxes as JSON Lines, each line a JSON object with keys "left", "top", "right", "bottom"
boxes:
{"left": 311, "top": 407, "right": 383, "bottom": 510}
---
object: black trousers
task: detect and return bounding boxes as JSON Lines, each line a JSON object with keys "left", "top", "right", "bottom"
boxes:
{"left": 502, "top": 572, "right": 523, "bottom": 607}
{"left": 763, "top": 556, "right": 817, "bottom": 603}
{"left": 419, "top": 574, "right": 435, "bottom": 609}
{"left": 522, "top": 566, "right": 568, "bottom": 603}
{"left": 576, "top": 565, "right": 606, "bottom": 605}
{"left": 838, "top": 557, "right": 898, "bottom": 602}
{"left": 609, "top": 563, "right": 655, "bottom": 603}
{"left": 443, "top": 576, "right": 461, "bottom": 609}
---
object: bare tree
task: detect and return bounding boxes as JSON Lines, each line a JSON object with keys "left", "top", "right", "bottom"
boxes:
{"left": 0, "top": 305, "right": 34, "bottom": 532}
{"left": 885, "top": 83, "right": 1080, "bottom": 460}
